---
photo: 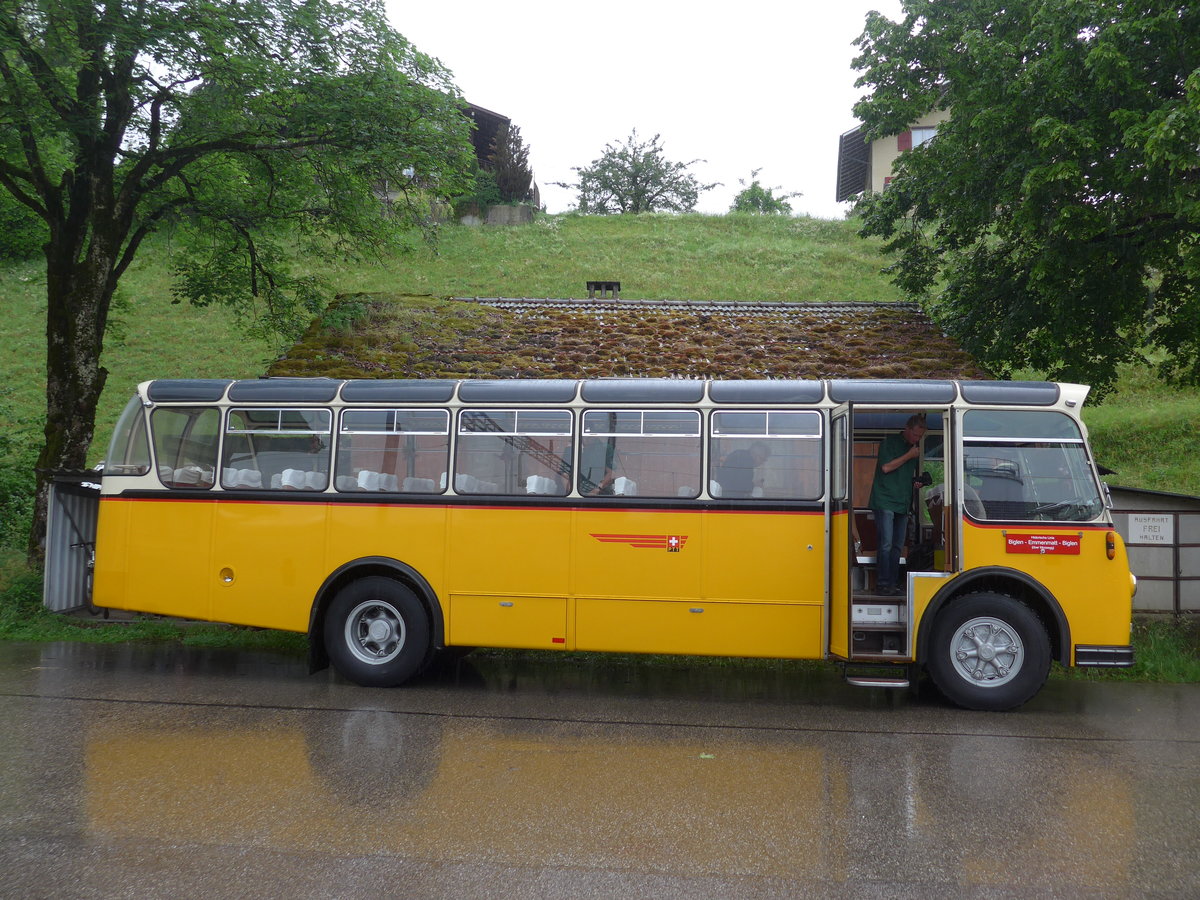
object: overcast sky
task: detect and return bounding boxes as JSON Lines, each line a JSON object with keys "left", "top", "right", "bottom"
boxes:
{"left": 384, "top": 1, "right": 905, "bottom": 219}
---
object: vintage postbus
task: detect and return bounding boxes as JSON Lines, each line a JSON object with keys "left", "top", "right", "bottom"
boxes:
{"left": 60, "top": 377, "right": 1135, "bottom": 710}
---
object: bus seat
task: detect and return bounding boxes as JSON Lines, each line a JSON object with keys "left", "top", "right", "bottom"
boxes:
{"left": 304, "top": 471, "right": 327, "bottom": 491}
{"left": 357, "top": 470, "right": 380, "bottom": 491}
{"left": 270, "top": 473, "right": 282, "bottom": 489}
{"left": 709, "top": 480, "right": 723, "bottom": 497}
{"left": 613, "top": 477, "right": 637, "bottom": 496}
{"left": 677, "top": 486, "right": 694, "bottom": 496}
{"left": 855, "top": 511, "right": 876, "bottom": 552}
{"left": 335, "top": 475, "right": 359, "bottom": 491}
{"left": 402, "top": 476, "right": 436, "bottom": 493}
{"left": 454, "top": 473, "right": 478, "bottom": 492}
{"left": 379, "top": 474, "right": 398, "bottom": 492}
{"left": 751, "top": 485, "right": 764, "bottom": 498}
{"left": 172, "top": 465, "right": 205, "bottom": 486}
{"left": 439, "top": 472, "right": 447, "bottom": 490}
{"left": 222, "top": 467, "right": 261, "bottom": 489}
{"left": 281, "top": 469, "right": 306, "bottom": 490}
{"left": 526, "top": 474, "right": 555, "bottom": 495}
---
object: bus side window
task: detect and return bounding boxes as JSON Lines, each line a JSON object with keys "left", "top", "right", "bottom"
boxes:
{"left": 222, "top": 408, "right": 332, "bottom": 491}
{"left": 709, "top": 411, "right": 822, "bottom": 500}
{"left": 336, "top": 409, "right": 449, "bottom": 493}
{"left": 152, "top": 407, "right": 219, "bottom": 488}
{"left": 104, "top": 395, "right": 152, "bottom": 476}
{"left": 455, "top": 409, "right": 572, "bottom": 496}
{"left": 580, "top": 410, "right": 701, "bottom": 499}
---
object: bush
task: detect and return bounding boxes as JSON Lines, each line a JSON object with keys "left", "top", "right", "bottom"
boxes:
{"left": 0, "top": 191, "right": 44, "bottom": 260}
{"left": 452, "top": 168, "right": 504, "bottom": 218}
{"left": 0, "top": 557, "right": 44, "bottom": 634}
{"left": 0, "top": 459, "right": 34, "bottom": 551}
{"left": 0, "top": 393, "right": 37, "bottom": 551}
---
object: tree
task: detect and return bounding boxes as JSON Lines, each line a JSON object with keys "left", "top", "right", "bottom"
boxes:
{"left": 554, "top": 130, "right": 719, "bottom": 214}
{"left": 729, "top": 169, "right": 801, "bottom": 214}
{"left": 0, "top": 0, "right": 475, "bottom": 557}
{"left": 852, "top": 0, "right": 1200, "bottom": 397}
{"left": 487, "top": 123, "right": 534, "bottom": 204}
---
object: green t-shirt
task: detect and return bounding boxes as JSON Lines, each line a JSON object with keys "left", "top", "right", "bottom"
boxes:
{"left": 868, "top": 432, "right": 918, "bottom": 513}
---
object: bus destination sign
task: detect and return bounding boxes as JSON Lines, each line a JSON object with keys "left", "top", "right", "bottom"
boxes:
{"left": 1004, "top": 533, "right": 1081, "bottom": 555}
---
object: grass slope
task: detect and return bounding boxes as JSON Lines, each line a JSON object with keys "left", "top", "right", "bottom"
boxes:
{"left": 321, "top": 213, "right": 907, "bottom": 304}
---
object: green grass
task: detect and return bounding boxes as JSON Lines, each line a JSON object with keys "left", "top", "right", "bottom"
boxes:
{"left": 317, "top": 213, "right": 907, "bottom": 304}
{"left": 1058, "top": 617, "right": 1200, "bottom": 683}
{"left": 0, "top": 252, "right": 279, "bottom": 468}
{"left": 1082, "top": 365, "right": 1200, "bottom": 497}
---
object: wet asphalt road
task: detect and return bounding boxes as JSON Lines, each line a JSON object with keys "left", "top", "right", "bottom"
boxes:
{"left": 0, "top": 641, "right": 1197, "bottom": 899}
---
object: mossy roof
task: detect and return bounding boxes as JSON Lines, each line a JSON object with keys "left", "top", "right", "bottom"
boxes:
{"left": 269, "top": 293, "right": 987, "bottom": 381}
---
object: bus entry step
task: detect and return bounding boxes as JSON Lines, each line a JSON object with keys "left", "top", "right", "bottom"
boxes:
{"left": 842, "top": 665, "right": 911, "bottom": 689}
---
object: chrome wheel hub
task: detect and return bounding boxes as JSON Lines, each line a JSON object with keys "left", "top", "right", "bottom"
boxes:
{"left": 345, "top": 600, "right": 406, "bottom": 665}
{"left": 950, "top": 616, "right": 1023, "bottom": 687}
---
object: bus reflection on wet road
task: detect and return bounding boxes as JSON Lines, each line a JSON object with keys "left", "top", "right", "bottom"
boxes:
{"left": 2, "top": 641, "right": 1196, "bottom": 898}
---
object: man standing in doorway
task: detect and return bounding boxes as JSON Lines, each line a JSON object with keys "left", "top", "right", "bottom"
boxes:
{"left": 868, "top": 414, "right": 927, "bottom": 596}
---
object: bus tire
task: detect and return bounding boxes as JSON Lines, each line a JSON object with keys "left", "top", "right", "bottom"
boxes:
{"left": 927, "top": 592, "right": 1050, "bottom": 711}
{"left": 324, "top": 576, "right": 430, "bottom": 687}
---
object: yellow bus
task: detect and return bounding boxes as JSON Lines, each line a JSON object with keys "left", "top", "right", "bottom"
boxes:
{"left": 80, "top": 376, "right": 1135, "bottom": 710}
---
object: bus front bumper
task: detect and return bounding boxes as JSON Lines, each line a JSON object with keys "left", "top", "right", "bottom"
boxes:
{"left": 1074, "top": 645, "right": 1136, "bottom": 668}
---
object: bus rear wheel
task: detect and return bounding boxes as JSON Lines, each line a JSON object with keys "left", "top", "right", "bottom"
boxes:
{"left": 324, "top": 576, "right": 430, "bottom": 687}
{"left": 927, "top": 593, "right": 1050, "bottom": 711}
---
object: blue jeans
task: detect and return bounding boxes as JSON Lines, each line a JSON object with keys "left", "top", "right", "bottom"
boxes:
{"left": 873, "top": 508, "right": 909, "bottom": 592}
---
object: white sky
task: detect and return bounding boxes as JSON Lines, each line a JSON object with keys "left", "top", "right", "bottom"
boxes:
{"left": 384, "top": 1, "right": 905, "bottom": 219}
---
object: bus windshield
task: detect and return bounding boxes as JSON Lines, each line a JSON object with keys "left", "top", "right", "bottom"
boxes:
{"left": 962, "top": 410, "right": 1104, "bottom": 522}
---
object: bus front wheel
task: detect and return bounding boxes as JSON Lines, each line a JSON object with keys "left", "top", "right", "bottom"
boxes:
{"left": 927, "top": 593, "right": 1050, "bottom": 711}
{"left": 324, "top": 577, "right": 430, "bottom": 687}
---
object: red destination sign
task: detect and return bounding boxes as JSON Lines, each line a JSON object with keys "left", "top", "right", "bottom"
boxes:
{"left": 1005, "top": 533, "right": 1081, "bottom": 555}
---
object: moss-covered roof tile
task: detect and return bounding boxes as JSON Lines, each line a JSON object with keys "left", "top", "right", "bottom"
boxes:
{"left": 269, "top": 293, "right": 987, "bottom": 381}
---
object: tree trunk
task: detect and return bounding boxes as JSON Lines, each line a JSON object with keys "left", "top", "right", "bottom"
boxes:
{"left": 27, "top": 245, "right": 112, "bottom": 563}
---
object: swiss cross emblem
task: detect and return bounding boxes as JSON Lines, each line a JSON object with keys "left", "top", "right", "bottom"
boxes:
{"left": 591, "top": 533, "right": 689, "bottom": 551}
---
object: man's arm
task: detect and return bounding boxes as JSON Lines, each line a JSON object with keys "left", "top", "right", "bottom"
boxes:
{"left": 880, "top": 443, "right": 920, "bottom": 474}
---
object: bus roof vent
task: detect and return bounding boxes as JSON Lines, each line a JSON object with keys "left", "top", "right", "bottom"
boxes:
{"left": 581, "top": 379, "right": 705, "bottom": 404}
{"left": 458, "top": 380, "right": 578, "bottom": 403}
{"left": 828, "top": 380, "right": 957, "bottom": 405}
{"left": 960, "top": 382, "right": 1060, "bottom": 406}
{"left": 227, "top": 378, "right": 341, "bottom": 403}
{"left": 709, "top": 380, "right": 825, "bottom": 404}
{"left": 146, "top": 379, "right": 232, "bottom": 402}
{"left": 341, "top": 380, "right": 457, "bottom": 403}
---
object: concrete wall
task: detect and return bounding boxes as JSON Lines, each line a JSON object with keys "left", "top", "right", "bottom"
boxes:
{"left": 459, "top": 204, "right": 535, "bottom": 227}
